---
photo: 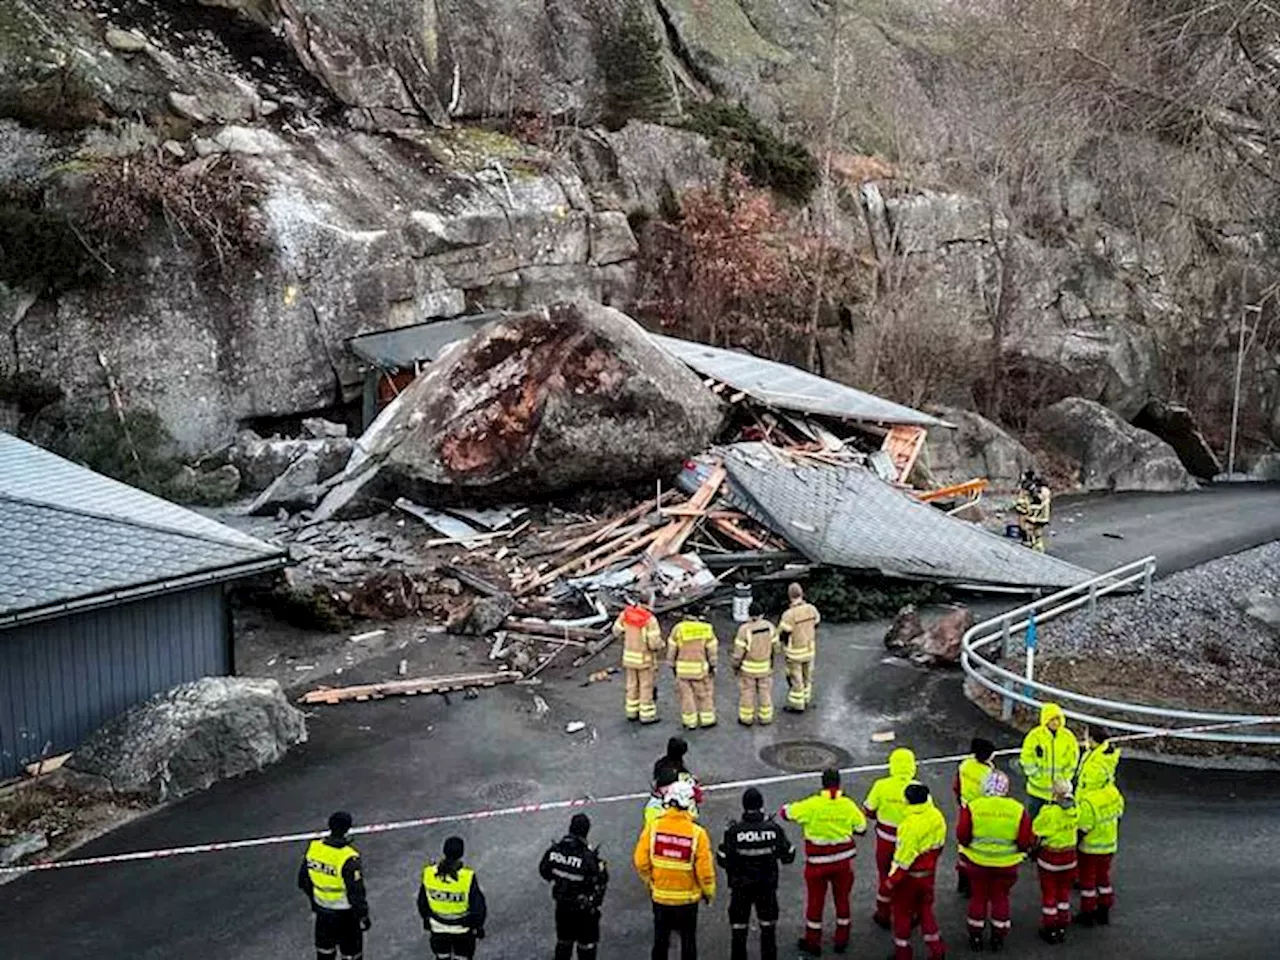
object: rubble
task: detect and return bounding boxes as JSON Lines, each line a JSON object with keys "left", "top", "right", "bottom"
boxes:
{"left": 883, "top": 603, "right": 973, "bottom": 666}
{"left": 229, "top": 431, "right": 354, "bottom": 492}
{"left": 301, "top": 670, "right": 520, "bottom": 704}
{"left": 248, "top": 451, "right": 323, "bottom": 515}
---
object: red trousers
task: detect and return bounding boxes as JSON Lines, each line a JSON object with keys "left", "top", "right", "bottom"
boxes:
{"left": 890, "top": 873, "right": 945, "bottom": 960}
{"left": 803, "top": 860, "right": 854, "bottom": 949}
{"left": 874, "top": 835, "right": 894, "bottom": 922}
{"left": 1036, "top": 848, "right": 1077, "bottom": 930}
{"left": 965, "top": 864, "right": 1019, "bottom": 938}
{"left": 1078, "top": 852, "right": 1115, "bottom": 913}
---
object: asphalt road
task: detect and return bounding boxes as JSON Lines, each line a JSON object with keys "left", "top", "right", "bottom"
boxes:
{"left": 3, "top": 485, "right": 1280, "bottom": 960}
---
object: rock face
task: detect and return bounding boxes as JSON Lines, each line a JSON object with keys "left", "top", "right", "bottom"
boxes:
{"left": 923, "top": 406, "right": 1037, "bottom": 490}
{"left": 1131, "top": 399, "right": 1222, "bottom": 480}
{"left": 1034, "top": 397, "right": 1198, "bottom": 492}
{"left": 317, "top": 302, "right": 723, "bottom": 514}
{"left": 66, "top": 677, "right": 306, "bottom": 802}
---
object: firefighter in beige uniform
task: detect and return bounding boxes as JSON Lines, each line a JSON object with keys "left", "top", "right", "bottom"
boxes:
{"left": 613, "top": 603, "right": 665, "bottom": 723}
{"left": 732, "top": 603, "right": 780, "bottom": 726}
{"left": 666, "top": 611, "right": 719, "bottom": 729}
{"left": 779, "top": 583, "right": 820, "bottom": 712}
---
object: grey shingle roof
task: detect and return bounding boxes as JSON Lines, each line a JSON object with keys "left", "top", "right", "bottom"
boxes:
{"left": 711, "top": 443, "right": 1091, "bottom": 589}
{"left": 652, "top": 335, "right": 948, "bottom": 428}
{"left": 0, "top": 433, "right": 284, "bottom": 623}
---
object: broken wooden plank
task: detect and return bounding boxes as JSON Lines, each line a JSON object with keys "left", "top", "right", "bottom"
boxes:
{"left": 503, "top": 618, "right": 606, "bottom": 642}
{"left": 25, "top": 752, "right": 71, "bottom": 778}
{"left": 301, "top": 671, "right": 520, "bottom": 705}
{"left": 709, "top": 515, "right": 768, "bottom": 550}
{"left": 572, "top": 525, "right": 664, "bottom": 578}
{"left": 504, "top": 632, "right": 587, "bottom": 648}
{"left": 546, "top": 492, "right": 677, "bottom": 562}
{"left": 518, "top": 522, "right": 652, "bottom": 593}
{"left": 649, "top": 463, "right": 726, "bottom": 559}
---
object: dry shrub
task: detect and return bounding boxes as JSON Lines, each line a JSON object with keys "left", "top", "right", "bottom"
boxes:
{"left": 634, "top": 170, "right": 870, "bottom": 367}
{"left": 83, "top": 151, "right": 266, "bottom": 269}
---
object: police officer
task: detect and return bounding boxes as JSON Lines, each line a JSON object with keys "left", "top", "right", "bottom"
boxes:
{"left": 717, "top": 787, "right": 796, "bottom": 960}
{"left": 298, "top": 811, "right": 370, "bottom": 960}
{"left": 539, "top": 813, "right": 609, "bottom": 960}
{"left": 418, "top": 836, "right": 488, "bottom": 959}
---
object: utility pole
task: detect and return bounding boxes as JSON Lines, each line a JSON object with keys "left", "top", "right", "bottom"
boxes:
{"left": 1227, "top": 282, "right": 1260, "bottom": 477}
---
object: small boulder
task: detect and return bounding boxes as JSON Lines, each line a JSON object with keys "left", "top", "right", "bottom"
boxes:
{"left": 462, "top": 594, "right": 516, "bottom": 636}
{"left": 917, "top": 605, "right": 973, "bottom": 665}
{"left": 301, "top": 417, "right": 349, "bottom": 440}
{"left": 231, "top": 436, "right": 354, "bottom": 491}
{"left": 248, "top": 451, "right": 322, "bottom": 515}
{"left": 105, "top": 27, "right": 148, "bottom": 52}
{"left": 1033, "top": 397, "right": 1197, "bottom": 492}
{"left": 924, "top": 406, "right": 1037, "bottom": 490}
{"left": 1240, "top": 587, "right": 1280, "bottom": 636}
{"left": 0, "top": 831, "right": 49, "bottom": 867}
{"left": 1131, "top": 399, "right": 1221, "bottom": 480}
{"left": 884, "top": 604, "right": 925, "bottom": 652}
{"left": 66, "top": 677, "right": 306, "bottom": 802}
{"left": 195, "top": 464, "right": 241, "bottom": 502}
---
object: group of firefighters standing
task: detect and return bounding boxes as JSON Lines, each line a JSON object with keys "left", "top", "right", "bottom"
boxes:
{"left": 298, "top": 705, "right": 1124, "bottom": 959}
{"left": 614, "top": 583, "right": 821, "bottom": 729}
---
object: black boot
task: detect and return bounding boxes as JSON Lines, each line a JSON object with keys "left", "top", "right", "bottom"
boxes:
{"left": 957, "top": 874, "right": 970, "bottom": 896}
{"left": 968, "top": 931, "right": 984, "bottom": 952}
{"left": 797, "top": 938, "right": 822, "bottom": 956}
{"left": 1076, "top": 911, "right": 1095, "bottom": 928}
{"left": 1054, "top": 928, "right": 1066, "bottom": 944}
{"left": 1096, "top": 906, "right": 1110, "bottom": 926}
{"left": 872, "top": 913, "right": 891, "bottom": 930}
{"left": 1038, "top": 928, "right": 1056, "bottom": 945}
{"left": 989, "top": 935, "right": 1004, "bottom": 953}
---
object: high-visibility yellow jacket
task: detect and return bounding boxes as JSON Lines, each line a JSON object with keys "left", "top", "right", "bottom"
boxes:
{"left": 780, "top": 788, "right": 867, "bottom": 864}
{"left": 1019, "top": 703, "right": 1079, "bottom": 801}
{"left": 779, "top": 601, "right": 820, "bottom": 662}
{"left": 955, "top": 756, "right": 994, "bottom": 807}
{"left": 667, "top": 620, "right": 717, "bottom": 679}
{"left": 1076, "top": 740, "right": 1121, "bottom": 791}
{"left": 864, "top": 748, "right": 920, "bottom": 842}
{"left": 959, "top": 796, "right": 1032, "bottom": 868}
{"left": 615, "top": 605, "right": 664, "bottom": 669}
{"left": 1077, "top": 783, "right": 1124, "bottom": 855}
{"left": 1032, "top": 800, "right": 1080, "bottom": 853}
{"left": 891, "top": 802, "right": 947, "bottom": 877}
{"left": 419, "top": 862, "right": 487, "bottom": 935}
{"left": 732, "top": 618, "right": 780, "bottom": 676}
{"left": 303, "top": 839, "right": 362, "bottom": 912}
{"left": 634, "top": 808, "right": 716, "bottom": 906}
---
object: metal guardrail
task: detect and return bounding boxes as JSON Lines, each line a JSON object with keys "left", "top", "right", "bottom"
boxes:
{"left": 960, "top": 556, "right": 1280, "bottom": 745}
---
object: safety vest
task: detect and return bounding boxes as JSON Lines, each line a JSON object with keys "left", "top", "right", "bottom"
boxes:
{"left": 780, "top": 602, "right": 819, "bottom": 662}
{"left": 957, "top": 757, "right": 993, "bottom": 807}
{"left": 864, "top": 764, "right": 918, "bottom": 842}
{"left": 893, "top": 803, "right": 947, "bottom": 875}
{"left": 306, "top": 839, "right": 359, "bottom": 911}
{"left": 962, "top": 796, "right": 1027, "bottom": 868}
{"left": 617, "top": 606, "right": 661, "bottom": 669}
{"left": 669, "top": 620, "right": 715, "bottom": 679}
{"left": 782, "top": 789, "right": 866, "bottom": 864}
{"left": 1077, "top": 784, "right": 1124, "bottom": 854}
{"left": 735, "top": 620, "right": 777, "bottom": 676}
{"left": 1077, "top": 742, "right": 1120, "bottom": 790}
{"left": 422, "top": 863, "right": 474, "bottom": 934}
{"left": 1020, "top": 723, "right": 1079, "bottom": 801}
{"left": 1032, "top": 801, "right": 1079, "bottom": 853}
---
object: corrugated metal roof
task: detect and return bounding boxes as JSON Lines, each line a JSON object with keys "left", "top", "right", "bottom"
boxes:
{"left": 0, "top": 433, "right": 284, "bottom": 622}
{"left": 347, "top": 314, "right": 505, "bottom": 369}
{"left": 652, "top": 335, "right": 947, "bottom": 428}
{"left": 714, "top": 443, "right": 1090, "bottom": 589}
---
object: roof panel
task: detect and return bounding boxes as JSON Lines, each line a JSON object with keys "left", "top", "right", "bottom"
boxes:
{"left": 347, "top": 314, "right": 504, "bottom": 369}
{"left": 716, "top": 443, "right": 1090, "bottom": 589}
{"left": 653, "top": 335, "right": 947, "bottom": 428}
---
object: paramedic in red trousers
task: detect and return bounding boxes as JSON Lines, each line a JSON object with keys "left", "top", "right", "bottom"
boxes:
{"left": 952, "top": 738, "right": 996, "bottom": 896}
{"left": 885, "top": 784, "right": 947, "bottom": 960}
{"left": 1019, "top": 703, "right": 1079, "bottom": 819}
{"left": 779, "top": 768, "right": 867, "bottom": 956}
{"left": 298, "top": 811, "right": 370, "bottom": 960}
{"left": 864, "top": 747, "right": 920, "bottom": 928}
{"left": 1076, "top": 742, "right": 1125, "bottom": 927}
{"left": 717, "top": 787, "right": 796, "bottom": 960}
{"left": 955, "top": 770, "right": 1033, "bottom": 953}
{"left": 1031, "top": 781, "right": 1079, "bottom": 945}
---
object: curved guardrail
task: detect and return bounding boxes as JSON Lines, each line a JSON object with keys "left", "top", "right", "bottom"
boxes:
{"left": 960, "top": 556, "right": 1280, "bottom": 745}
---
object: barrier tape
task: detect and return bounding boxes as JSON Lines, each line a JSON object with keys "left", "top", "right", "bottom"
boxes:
{"left": 2, "top": 714, "right": 1275, "bottom": 878}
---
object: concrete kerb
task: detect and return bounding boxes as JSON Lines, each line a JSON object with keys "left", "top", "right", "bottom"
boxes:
{"left": 1, "top": 714, "right": 1272, "bottom": 879}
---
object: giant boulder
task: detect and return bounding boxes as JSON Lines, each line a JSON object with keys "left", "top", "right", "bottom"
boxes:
{"left": 923, "top": 405, "right": 1037, "bottom": 490}
{"left": 316, "top": 302, "right": 723, "bottom": 515}
{"left": 66, "top": 677, "right": 306, "bottom": 801}
{"left": 1033, "top": 397, "right": 1197, "bottom": 492}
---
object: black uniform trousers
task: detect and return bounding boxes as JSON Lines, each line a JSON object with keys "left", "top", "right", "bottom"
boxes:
{"left": 314, "top": 911, "right": 363, "bottom": 960}
{"left": 652, "top": 902, "right": 699, "bottom": 960}
{"left": 728, "top": 883, "right": 779, "bottom": 960}
{"left": 554, "top": 900, "right": 600, "bottom": 960}
{"left": 429, "top": 931, "right": 476, "bottom": 959}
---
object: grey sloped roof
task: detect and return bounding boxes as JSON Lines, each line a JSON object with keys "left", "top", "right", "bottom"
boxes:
{"left": 716, "top": 443, "right": 1091, "bottom": 589}
{"left": 0, "top": 433, "right": 284, "bottom": 624}
{"left": 347, "top": 313, "right": 504, "bottom": 369}
{"left": 652, "top": 335, "right": 948, "bottom": 428}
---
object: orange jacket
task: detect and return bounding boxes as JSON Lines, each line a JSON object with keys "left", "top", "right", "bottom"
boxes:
{"left": 634, "top": 808, "right": 716, "bottom": 906}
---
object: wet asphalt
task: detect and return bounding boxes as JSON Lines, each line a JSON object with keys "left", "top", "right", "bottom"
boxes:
{"left": 2, "top": 484, "right": 1279, "bottom": 960}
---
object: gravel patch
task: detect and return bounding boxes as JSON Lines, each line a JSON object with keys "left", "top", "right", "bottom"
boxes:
{"left": 1036, "top": 541, "right": 1280, "bottom": 714}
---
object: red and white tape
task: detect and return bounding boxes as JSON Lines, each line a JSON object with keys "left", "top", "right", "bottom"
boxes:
{"left": 1, "top": 715, "right": 1272, "bottom": 877}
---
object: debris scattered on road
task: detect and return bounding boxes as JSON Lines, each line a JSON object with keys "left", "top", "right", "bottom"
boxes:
{"left": 349, "top": 629, "right": 386, "bottom": 643}
{"left": 301, "top": 671, "right": 520, "bottom": 705}
{"left": 871, "top": 731, "right": 896, "bottom": 743}
{"left": 581, "top": 668, "right": 619, "bottom": 686}
{"left": 565, "top": 721, "right": 586, "bottom": 734}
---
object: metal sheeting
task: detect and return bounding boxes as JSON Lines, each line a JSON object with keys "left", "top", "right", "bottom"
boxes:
{"left": 347, "top": 314, "right": 504, "bottom": 369}
{"left": 652, "top": 335, "right": 947, "bottom": 428}
{"left": 718, "top": 443, "right": 1092, "bottom": 589}
{"left": 0, "top": 586, "right": 229, "bottom": 778}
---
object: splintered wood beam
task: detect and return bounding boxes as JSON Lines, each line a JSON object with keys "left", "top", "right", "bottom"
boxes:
{"left": 301, "top": 671, "right": 520, "bottom": 705}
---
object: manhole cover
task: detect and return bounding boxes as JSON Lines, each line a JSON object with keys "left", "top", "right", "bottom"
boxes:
{"left": 477, "top": 779, "right": 538, "bottom": 804}
{"left": 759, "top": 740, "right": 853, "bottom": 774}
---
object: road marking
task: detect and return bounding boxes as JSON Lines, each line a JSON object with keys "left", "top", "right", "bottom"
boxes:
{"left": 0, "top": 715, "right": 1272, "bottom": 877}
